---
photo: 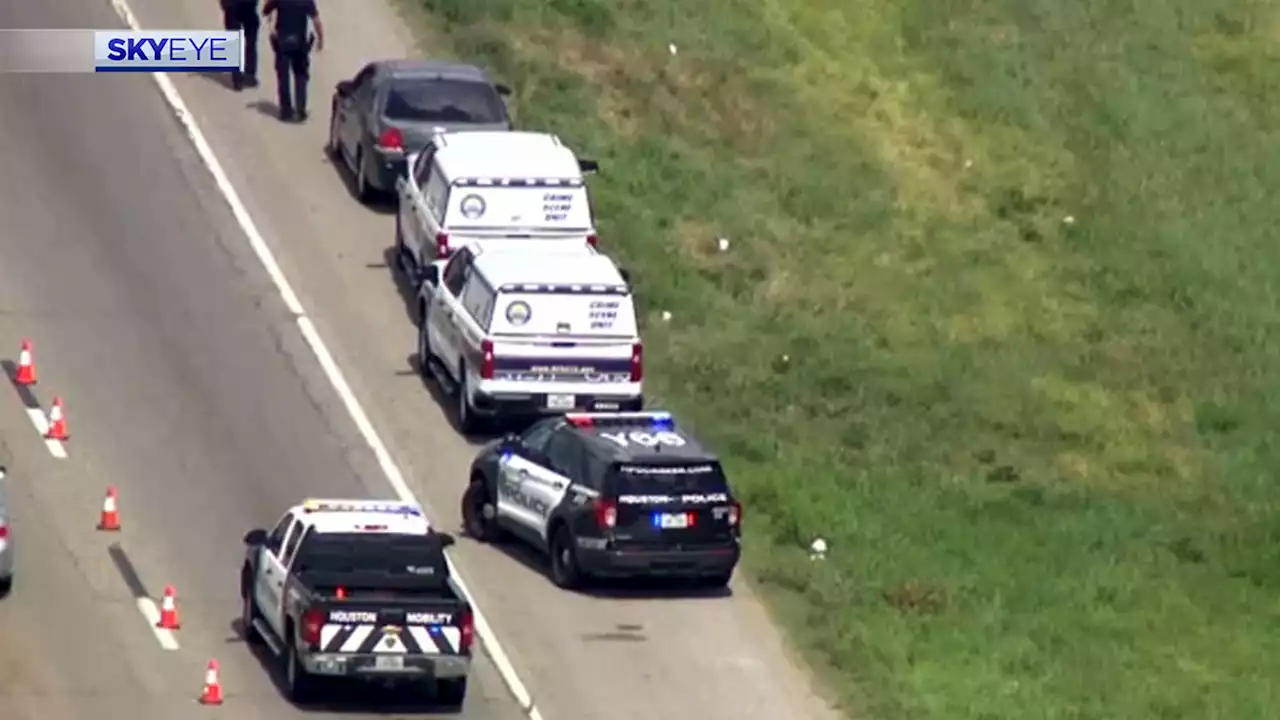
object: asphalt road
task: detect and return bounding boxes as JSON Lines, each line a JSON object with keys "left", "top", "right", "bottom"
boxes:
{"left": 0, "top": 0, "right": 844, "bottom": 718}
{"left": 0, "top": 0, "right": 525, "bottom": 717}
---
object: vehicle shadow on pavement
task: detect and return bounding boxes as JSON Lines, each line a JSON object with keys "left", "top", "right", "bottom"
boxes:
{"left": 458, "top": 532, "right": 733, "bottom": 602}
{"left": 324, "top": 146, "right": 397, "bottom": 216}
{"left": 228, "top": 618, "right": 464, "bottom": 715}
{"left": 382, "top": 245, "right": 419, "bottom": 328}
{"left": 190, "top": 71, "right": 232, "bottom": 89}
{"left": 401, "top": 351, "right": 505, "bottom": 446}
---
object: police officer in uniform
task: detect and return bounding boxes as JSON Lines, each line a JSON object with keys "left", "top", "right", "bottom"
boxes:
{"left": 263, "top": 0, "right": 324, "bottom": 122}
{"left": 220, "top": 0, "right": 260, "bottom": 90}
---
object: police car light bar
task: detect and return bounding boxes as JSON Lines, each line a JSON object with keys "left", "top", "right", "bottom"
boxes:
{"left": 565, "top": 411, "right": 673, "bottom": 428}
{"left": 301, "top": 499, "right": 423, "bottom": 516}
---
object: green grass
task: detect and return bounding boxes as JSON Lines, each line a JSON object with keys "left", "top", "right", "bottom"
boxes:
{"left": 400, "top": 0, "right": 1280, "bottom": 717}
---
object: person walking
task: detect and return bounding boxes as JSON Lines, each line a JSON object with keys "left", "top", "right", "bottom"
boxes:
{"left": 263, "top": 0, "right": 324, "bottom": 122}
{"left": 220, "top": 0, "right": 260, "bottom": 90}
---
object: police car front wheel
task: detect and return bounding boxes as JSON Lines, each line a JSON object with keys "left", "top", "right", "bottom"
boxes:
{"left": 461, "top": 480, "right": 501, "bottom": 543}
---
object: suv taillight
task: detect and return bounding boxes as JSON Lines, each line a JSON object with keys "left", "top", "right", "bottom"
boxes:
{"left": 480, "top": 339, "right": 495, "bottom": 380}
{"left": 435, "top": 232, "right": 450, "bottom": 258}
{"left": 586, "top": 233, "right": 598, "bottom": 248}
{"left": 593, "top": 498, "right": 617, "bottom": 529}
{"left": 300, "top": 608, "right": 325, "bottom": 649}
{"left": 630, "top": 343, "right": 643, "bottom": 382}
{"left": 728, "top": 501, "right": 742, "bottom": 527}
{"left": 459, "top": 611, "right": 475, "bottom": 653}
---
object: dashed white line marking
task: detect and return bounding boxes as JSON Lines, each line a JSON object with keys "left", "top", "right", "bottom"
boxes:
{"left": 107, "top": 2, "right": 544, "bottom": 717}
{"left": 23, "top": 407, "right": 67, "bottom": 459}
{"left": 135, "top": 597, "right": 181, "bottom": 651}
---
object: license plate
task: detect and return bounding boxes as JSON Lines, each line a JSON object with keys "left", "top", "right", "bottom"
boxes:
{"left": 657, "top": 512, "right": 689, "bottom": 529}
{"left": 374, "top": 656, "right": 404, "bottom": 671}
{"left": 546, "top": 394, "right": 575, "bottom": 410}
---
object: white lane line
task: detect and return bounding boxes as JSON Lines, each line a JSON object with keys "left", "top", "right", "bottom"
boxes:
{"left": 135, "top": 596, "right": 181, "bottom": 651}
{"left": 23, "top": 407, "right": 68, "bottom": 459}
{"left": 107, "top": 2, "right": 544, "bottom": 717}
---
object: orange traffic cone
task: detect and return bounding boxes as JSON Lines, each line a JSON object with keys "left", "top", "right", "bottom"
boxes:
{"left": 97, "top": 486, "right": 121, "bottom": 531}
{"left": 45, "top": 397, "right": 67, "bottom": 440}
{"left": 13, "top": 339, "right": 36, "bottom": 386}
{"left": 199, "top": 659, "right": 224, "bottom": 705}
{"left": 157, "top": 585, "right": 181, "bottom": 630}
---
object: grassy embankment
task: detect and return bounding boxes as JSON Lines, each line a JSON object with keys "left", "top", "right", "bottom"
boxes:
{"left": 400, "top": 0, "right": 1280, "bottom": 717}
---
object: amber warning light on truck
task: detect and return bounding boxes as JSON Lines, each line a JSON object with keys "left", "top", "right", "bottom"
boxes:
{"left": 0, "top": 29, "right": 242, "bottom": 73}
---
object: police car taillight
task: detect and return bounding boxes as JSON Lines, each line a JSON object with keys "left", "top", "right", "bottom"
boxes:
{"left": 435, "top": 232, "right": 450, "bottom": 257}
{"left": 593, "top": 498, "right": 617, "bottom": 529}
{"left": 728, "top": 501, "right": 742, "bottom": 527}
{"left": 335, "top": 586, "right": 348, "bottom": 600}
{"left": 630, "top": 342, "right": 643, "bottom": 382}
{"left": 587, "top": 233, "right": 598, "bottom": 248}
{"left": 0, "top": 522, "right": 9, "bottom": 539}
{"left": 480, "top": 339, "right": 495, "bottom": 380}
{"left": 375, "top": 127, "right": 404, "bottom": 152}
{"left": 301, "top": 608, "right": 325, "bottom": 649}
{"left": 459, "top": 611, "right": 475, "bottom": 653}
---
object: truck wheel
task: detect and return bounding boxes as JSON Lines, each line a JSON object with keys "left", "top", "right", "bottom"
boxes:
{"left": 436, "top": 676, "right": 468, "bottom": 708}
{"left": 417, "top": 314, "right": 435, "bottom": 379}
{"left": 285, "top": 642, "right": 317, "bottom": 704}
{"left": 240, "top": 590, "right": 263, "bottom": 645}
{"left": 355, "top": 149, "right": 375, "bottom": 204}
{"left": 461, "top": 479, "right": 502, "bottom": 543}
{"left": 456, "top": 373, "right": 481, "bottom": 434}
{"left": 549, "top": 525, "right": 584, "bottom": 590}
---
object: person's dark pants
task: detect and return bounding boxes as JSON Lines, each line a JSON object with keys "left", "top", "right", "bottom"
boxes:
{"left": 271, "top": 38, "right": 312, "bottom": 120}
{"left": 222, "top": 5, "right": 259, "bottom": 88}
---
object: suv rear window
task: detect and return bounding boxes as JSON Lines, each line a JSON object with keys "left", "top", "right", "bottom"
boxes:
{"left": 295, "top": 533, "right": 448, "bottom": 580}
{"left": 612, "top": 462, "right": 730, "bottom": 496}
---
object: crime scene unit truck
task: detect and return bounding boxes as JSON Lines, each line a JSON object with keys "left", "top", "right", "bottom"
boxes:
{"left": 394, "top": 130, "right": 601, "bottom": 285}
{"left": 417, "top": 243, "right": 643, "bottom": 433}
{"left": 240, "top": 499, "right": 474, "bottom": 705}
{"left": 463, "top": 411, "right": 743, "bottom": 589}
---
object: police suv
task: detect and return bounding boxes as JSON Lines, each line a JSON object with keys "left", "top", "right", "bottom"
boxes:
{"left": 417, "top": 244, "right": 643, "bottom": 433}
{"left": 394, "top": 130, "right": 601, "bottom": 285}
{"left": 462, "top": 412, "right": 742, "bottom": 588}
{"left": 240, "top": 499, "right": 474, "bottom": 705}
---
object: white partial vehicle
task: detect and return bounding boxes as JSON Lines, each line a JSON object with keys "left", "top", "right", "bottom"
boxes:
{"left": 393, "top": 130, "right": 601, "bottom": 286}
{"left": 416, "top": 244, "right": 644, "bottom": 433}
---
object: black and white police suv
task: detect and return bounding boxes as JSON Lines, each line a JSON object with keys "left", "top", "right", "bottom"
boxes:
{"left": 462, "top": 411, "right": 742, "bottom": 589}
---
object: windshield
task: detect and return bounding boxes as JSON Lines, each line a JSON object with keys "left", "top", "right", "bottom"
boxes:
{"left": 613, "top": 463, "right": 730, "bottom": 495}
{"left": 383, "top": 79, "right": 507, "bottom": 124}
{"left": 294, "top": 533, "right": 447, "bottom": 579}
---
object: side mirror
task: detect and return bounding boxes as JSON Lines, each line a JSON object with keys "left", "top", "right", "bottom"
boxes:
{"left": 495, "top": 83, "right": 513, "bottom": 97}
{"left": 617, "top": 267, "right": 631, "bottom": 283}
{"left": 335, "top": 80, "right": 353, "bottom": 96}
{"left": 243, "top": 528, "right": 269, "bottom": 546}
{"left": 423, "top": 264, "right": 440, "bottom": 286}
{"left": 578, "top": 158, "right": 600, "bottom": 175}
{"left": 436, "top": 532, "right": 456, "bottom": 548}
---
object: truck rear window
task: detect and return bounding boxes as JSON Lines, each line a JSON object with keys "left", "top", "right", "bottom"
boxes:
{"left": 294, "top": 533, "right": 447, "bottom": 580}
{"left": 613, "top": 462, "right": 730, "bottom": 496}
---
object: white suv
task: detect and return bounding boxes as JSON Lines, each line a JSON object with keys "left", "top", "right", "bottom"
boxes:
{"left": 416, "top": 245, "right": 643, "bottom": 433}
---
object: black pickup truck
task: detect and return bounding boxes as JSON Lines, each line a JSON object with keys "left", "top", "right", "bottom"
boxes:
{"left": 240, "top": 504, "right": 474, "bottom": 706}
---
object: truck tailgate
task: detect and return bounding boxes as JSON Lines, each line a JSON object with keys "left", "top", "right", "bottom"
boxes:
{"left": 318, "top": 601, "right": 468, "bottom": 656}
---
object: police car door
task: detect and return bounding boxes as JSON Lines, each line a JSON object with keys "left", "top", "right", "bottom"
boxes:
{"left": 497, "top": 422, "right": 568, "bottom": 538}
{"left": 401, "top": 144, "right": 438, "bottom": 264}
{"left": 255, "top": 514, "right": 299, "bottom": 637}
